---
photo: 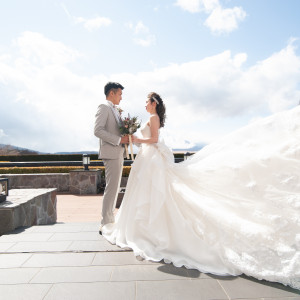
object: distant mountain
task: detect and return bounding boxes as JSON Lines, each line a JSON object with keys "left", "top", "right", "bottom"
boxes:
{"left": 54, "top": 151, "right": 98, "bottom": 155}
{"left": 0, "top": 144, "right": 42, "bottom": 155}
{"left": 0, "top": 143, "right": 205, "bottom": 156}
{"left": 0, "top": 144, "right": 99, "bottom": 155}
{"left": 172, "top": 143, "right": 205, "bottom": 152}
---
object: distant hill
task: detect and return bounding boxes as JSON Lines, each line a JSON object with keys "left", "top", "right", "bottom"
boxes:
{"left": 54, "top": 151, "right": 98, "bottom": 155}
{"left": 0, "top": 144, "right": 41, "bottom": 155}
{"left": 172, "top": 143, "right": 205, "bottom": 153}
{"left": 0, "top": 144, "right": 98, "bottom": 156}
{"left": 0, "top": 143, "right": 206, "bottom": 156}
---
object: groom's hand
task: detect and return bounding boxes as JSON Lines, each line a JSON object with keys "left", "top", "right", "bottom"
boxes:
{"left": 121, "top": 135, "right": 129, "bottom": 144}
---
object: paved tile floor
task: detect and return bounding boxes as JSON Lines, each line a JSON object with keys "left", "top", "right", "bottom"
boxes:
{"left": 0, "top": 194, "right": 299, "bottom": 300}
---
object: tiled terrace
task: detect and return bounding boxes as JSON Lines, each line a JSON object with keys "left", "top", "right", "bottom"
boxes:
{"left": 0, "top": 193, "right": 299, "bottom": 300}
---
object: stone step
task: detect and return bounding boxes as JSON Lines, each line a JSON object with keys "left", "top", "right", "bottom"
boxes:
{"left": 0, "top": 189, "right": 57, "bottom": 235}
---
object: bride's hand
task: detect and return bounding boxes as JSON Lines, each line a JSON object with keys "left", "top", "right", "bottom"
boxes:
{"left": 132, "top": 135, "right": 138, "bottom": 143}
{"left": 132, "top": 135, "right": 142, "bottom": 147}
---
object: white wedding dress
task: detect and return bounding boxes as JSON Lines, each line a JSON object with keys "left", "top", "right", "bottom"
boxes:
{"left": 102, "top": 106, "right": 300, "bottom": 290}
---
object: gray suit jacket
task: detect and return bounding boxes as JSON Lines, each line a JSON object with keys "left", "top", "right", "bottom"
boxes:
{"left": 94, "top": 102, "right": 125, "bottom": 159}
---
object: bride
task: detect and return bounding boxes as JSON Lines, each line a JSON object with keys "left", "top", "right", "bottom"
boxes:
{"left": 102, "top": 92, "right": 300, "bottom": 290}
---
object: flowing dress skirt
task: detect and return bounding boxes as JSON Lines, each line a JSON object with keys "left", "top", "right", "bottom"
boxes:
{"left": 103, "top": 106, "right": 300, "bottom": 290}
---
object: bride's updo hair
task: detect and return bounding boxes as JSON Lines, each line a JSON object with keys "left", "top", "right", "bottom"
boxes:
{"left": 148, "top": 92, "right": 166, "bottom": 128}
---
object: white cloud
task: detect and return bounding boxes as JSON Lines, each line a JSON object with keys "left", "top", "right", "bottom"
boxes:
{"left": 204, "top": 6, "right": 246, "bottom": 34}
{"left": 175, "top": 0, "right": 246, "bottom": 34}
{"left": 0, "top": 129, "right": 6, "bottom": 139}
{"left": 0, "top": 32, "right": 299, "bottom": 152}
{"left": 0, "top": 32, "right": 101, "bottom": 152}
{"left": 14, "top": 31, "right": 82, "bottom": 66}
{"left": 175, "top": 0, "right": 218, "bottom": 13}
{"left": 60, "top": 3, "right": 72, "bottom": 18}
{"left": 175, "top": 0, "right": 202, "bottom": 13}
{"left": 74, "top": 16, "right": 112, "bottom": 31}
{"left": 133, "top": 21, "right": 149, "bottom": 35}
{"left": 201, "top": 0, "right": 219, "bottom": 12}
{"left": 134, "top": 35, "right": 156, "bottom": 47}
{"left": 61, "top": 3, "right": 111, "bottom": 32}
{"left": 127, "top": 21, "right": 156, "bottom": 47}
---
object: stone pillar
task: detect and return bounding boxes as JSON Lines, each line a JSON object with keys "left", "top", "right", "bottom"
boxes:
{"left": 69, "top": 170, "right": 102, "bottom": 195}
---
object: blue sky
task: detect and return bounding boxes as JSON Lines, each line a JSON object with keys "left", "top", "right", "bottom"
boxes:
{"left": 0, "top": 0, "right": 300, "bottom": 152}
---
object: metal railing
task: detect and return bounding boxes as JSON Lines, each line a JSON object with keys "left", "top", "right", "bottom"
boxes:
{"left": 0, "top": 158, "right": 185, "bottom": 168}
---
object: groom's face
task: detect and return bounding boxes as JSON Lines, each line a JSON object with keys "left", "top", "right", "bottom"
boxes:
{"left": 111, "top": 88, "right": 123, "bottom": 105}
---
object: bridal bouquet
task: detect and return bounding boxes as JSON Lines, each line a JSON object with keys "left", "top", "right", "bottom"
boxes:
{"left": 119, "top": 112, "right": 141, "bottom": 160}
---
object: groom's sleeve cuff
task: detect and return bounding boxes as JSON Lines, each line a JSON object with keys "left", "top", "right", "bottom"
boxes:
{"left": 117, "top": 137, "right": 121, "bottom": 145}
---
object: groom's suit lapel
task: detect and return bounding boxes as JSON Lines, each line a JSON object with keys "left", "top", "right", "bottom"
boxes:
{"left": 108, "top": 104, "right": 121, "bottom": 126}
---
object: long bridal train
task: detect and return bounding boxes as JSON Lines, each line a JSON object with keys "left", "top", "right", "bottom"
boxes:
{"left": 102, "top": 106, "right": 300, "bottom": 290}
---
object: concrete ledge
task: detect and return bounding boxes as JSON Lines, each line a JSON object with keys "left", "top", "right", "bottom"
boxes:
{"left": 0, "top": 188, "right": 57, "bottom": 235}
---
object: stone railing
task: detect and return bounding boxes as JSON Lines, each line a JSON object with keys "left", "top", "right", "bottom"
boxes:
{"left": 0, "top": 171, "right": 128, "bottom": 195}
{"left": 0, "top": 174, "right": 69, "bottom": 192}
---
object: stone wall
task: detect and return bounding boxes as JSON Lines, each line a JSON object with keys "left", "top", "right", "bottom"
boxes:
{"left": 0, "top": 173, "right": 128, "bottom": 195}
{"left": 0, "top": 174, "right": 69, "bottom": 192}
{"left": 0, "top": 188, "right": 57, "bottom": 235}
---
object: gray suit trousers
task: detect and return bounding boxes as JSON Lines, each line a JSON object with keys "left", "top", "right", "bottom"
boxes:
{"left": 101, "top": 153, "right": 123, "bottom": 225}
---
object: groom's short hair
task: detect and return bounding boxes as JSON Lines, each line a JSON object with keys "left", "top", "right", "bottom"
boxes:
{"left": 104, "top": 82, "right": 124, "bottom": 96}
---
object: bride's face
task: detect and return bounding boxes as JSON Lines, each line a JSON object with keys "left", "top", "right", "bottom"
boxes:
{"left": 145, "top": 98, "right": 155, "bottom": 114}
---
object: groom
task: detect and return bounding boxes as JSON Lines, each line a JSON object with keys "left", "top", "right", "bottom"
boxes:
{"left": 94, "top": 82, "right": 129, "bottom": 234}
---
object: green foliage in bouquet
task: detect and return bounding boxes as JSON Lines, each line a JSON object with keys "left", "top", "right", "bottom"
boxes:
{"left": 119, "top": 114, "right": 141, "bottom": 136}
